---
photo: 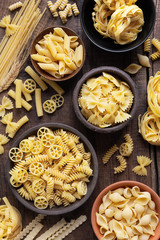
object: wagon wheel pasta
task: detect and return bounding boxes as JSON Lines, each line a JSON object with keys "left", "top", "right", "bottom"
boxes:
{"left": 96, "top": 187, "right": 159, "bottom": 239}
{"left": 9, "top": 127, "right": 93, "bottom": 209}
{"left": 51, "top": 94, "right": 64, "bottom": 108}
{"left": 43, "top": 99, "right": 57, "bottom": 114}
{"left": 24, "top": 79, "right": 36, "bottom": 93}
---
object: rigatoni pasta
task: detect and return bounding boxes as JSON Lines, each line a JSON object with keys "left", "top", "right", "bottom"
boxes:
{"left": 31, "top": 27, "right": 84, "bottom": 78}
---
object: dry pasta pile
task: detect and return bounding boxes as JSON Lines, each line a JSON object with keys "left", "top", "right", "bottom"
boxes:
{"left": 9, "top": 127, "right": 93, "bottom": 209}
{"left": 0, "top": 197, "right": 22, "bottom": 239}
{"left": 48, "top": 0, "right": 80, "bottom": 24}
{"left": 31, "top": 27, "right": 84, "bottom": 79}
{"left": 139, "top": 71, "right": 160, "bottom": 145}
{"left": 78, "top": 72, "right": 134, "bottom": 128}
{"left": 96, "top": 186, "right": 159, "bottom": 240}
{"left": 0, "top": 0, "right": 45, "bottom": 92}
{"left": 92, "top": 0, "right": 144, "bottom": 45}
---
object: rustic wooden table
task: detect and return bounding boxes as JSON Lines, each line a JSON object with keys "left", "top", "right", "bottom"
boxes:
{"left": 0, "top": 0, "right": 160, "bottom": 239}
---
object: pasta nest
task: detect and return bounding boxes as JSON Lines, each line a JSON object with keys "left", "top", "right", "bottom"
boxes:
{"left": 103, "top": 0, "right": 137, "bottom": 11}
{"left": 138, "top": 108, "right": 160, "bottom": 145}
{"left": 107, "top": 5, "right": 144, "bottom": 45}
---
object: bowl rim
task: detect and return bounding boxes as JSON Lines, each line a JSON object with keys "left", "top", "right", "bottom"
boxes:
{"left": 6, "top": 123, "right": 98, "bottom": 215}
{"left": 91, "top": 180, "right": 160, "bottom": 240}
{"left": 30, "top": 26, "right": 86, "bottom": 82}
{"left": 73, "top": 66, "right": 138, "bottom": 133}
{"left": 80, "top": 0, "right": 156, "bottom": 53}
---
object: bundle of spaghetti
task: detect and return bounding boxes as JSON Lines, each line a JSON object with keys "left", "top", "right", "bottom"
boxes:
{"left": 0, "top": 0, "right": 46, "bottom": 92}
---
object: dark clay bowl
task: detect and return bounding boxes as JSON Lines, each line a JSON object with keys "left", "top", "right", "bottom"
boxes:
{"left": 80, "top": 0, "right": 156, "bottom": 53}
{"left": 6, "top": 123, "right": 98, "bottom": 215}
{"left": 91, "top": 181, "right": 160, "bottom": 240}
{"left": 73, "top": 66, "right": 137, "bottom": 133}
{"left": 31, "top": 26, "right": 86, "bottom": 81}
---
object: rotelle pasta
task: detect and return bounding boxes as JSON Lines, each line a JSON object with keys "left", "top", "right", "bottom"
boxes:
{"left": 31, "top": 27, "right": 84, "bottom": 78}
{"left": 96, "top": 187, "right": 159, "bottom": 240}
{"left": 9, "top": 127, "right": 93, "bottom": 209}
{"left": 92, "top": 0, "right": 144, "bottom": 45}
{"left": 78, "top": 72, "right": 134, "bottom": 128}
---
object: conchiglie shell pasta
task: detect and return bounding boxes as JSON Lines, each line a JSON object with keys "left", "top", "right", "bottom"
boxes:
{"left": 137, "top": 54, "right": 151, "bottom": 67}
{"left": 124, "top": 63, "right": 142, "bottom": 74}
{"left": 96, "top": 213, "right": 108, "bottom": 230}
{"left": 109, "top": 192, "right": 125, "bottom": 203}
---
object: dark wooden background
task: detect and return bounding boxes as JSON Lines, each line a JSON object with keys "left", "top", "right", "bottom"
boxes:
{"left": 0, "top": 0, "right": 160, "bottom": 239}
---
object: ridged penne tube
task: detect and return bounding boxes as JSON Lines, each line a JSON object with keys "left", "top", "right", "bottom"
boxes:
{"left": 59, "top": 60, "right": 65, "bottom": 75}
{"left": 54, "top": 27, "right": 66, "bottom": 37}
{"left": 46, "top": 70, "right": 62, "bottom": 79}
{"left": 21, "top": 84, "right": 32, "bottom": 102}
{"left": 38, "top": 63, "right": 59, "bottom": 71}
{"left": 64, "top": 33, "right": 70, "bottom": 55}
{"left": 50, "top": 35, "right": 64, "bottom": 42}
{"left": 74, "top": 45, "right": 83, "bottom": 67}
{"left": 64, "top": 56, "right": 77, "bottom": 70}
{"left": 8, "top": 90, "right": 32, "bottom": 111}
{"left": 31, "top": 54, "right": 52, "bottom": 63}
{"left": 35, "top": 88, "right": 43, "bottom": 117}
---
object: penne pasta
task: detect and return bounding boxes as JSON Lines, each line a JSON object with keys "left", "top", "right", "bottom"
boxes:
{"left": 64, "top": 56, "right": 77, "bottom": 70}
{"left": 59, "top": 60, "right": 65, "bottom": 75}
{"left": 75, "top": 45, "right": 83, "bottom": 67}
{"left": 64, "top": 34, "right": 70, "bottom": 55}
{"left": 54, "top": 27, "right": 66, "bottom": 37}
{"left": 37, "top": 63, "right": 59, "bottom": 71}
{"left": 31, "top": 54, "right": 52, "bottom": 63}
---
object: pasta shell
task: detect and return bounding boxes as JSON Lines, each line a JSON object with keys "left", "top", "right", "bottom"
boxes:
{"left": 137, "top": 54, "right": 151, "bottom": 68}
{"left": 105, "top": 209, "right": 114, "bottom": 218}
{"left": 96, "top": 213, "right": 108, "bottom": 230}
{"left": 138, "top": 234, "right": 150, "bottom": 240}
{"left": 114, "top": 187, "right": 124, "bottom": 195}
{"left": 143, "top": 224, "right": 154, "bottom": 235}
{"left": 101, "top": 231, "right": 116, "bottom": 240}
{"left": 131, "top": 236, "right": 138, "bottom": 240}
{"left": 109, "top": 192, "right": 125, "bottom": 203}
{"left": 99, "top": 203, "right": 106, "bottom": 214}
{"left": 103, "top": 192, "right": 112, "bottom": 208}
{"left": 134, "top": 204, "right": 145, "bottom": 218}
{"left": 131, "top": 186, "right": 140, "bottom": 197}
{"left": 114, "top": 208, "right": 122, "bottom": 221}
{"left": 108, "top": 219, "right": 115, "bottom": 232}
{"left": 122, "top": 205, "right": 133, "bottom": 222}
{"left": 124, "top": 63, "right": 142, "bottom": 74}
{"left": 150, "top": 214, "right": 159, "bottom": 230}
{"left": 139, "top": 214, "right": 151, "bottom": 226}
{"left": 135, "top": 195, "right": 150, "bottom": 205}
{"left": 132, "top": 225, "right": 143, "bottom": 234}
{"left": 112, "top": 220, "right": 128, "bottom": 239}
{"left": 100, "top": 226, "right": 108, "bottom": 235}
{"left": 123, "top": 187, "right": 132, "bottom": 199}
{"left": 148, "top": 200, "right": 155, "bottom": 210}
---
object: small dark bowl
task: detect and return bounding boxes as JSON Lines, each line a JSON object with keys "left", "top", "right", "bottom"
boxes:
{"left": 91, "top": 181, "right": 160, "bottom": 240}
{"left": 80, "top": 0, "right": 156, "bottom": 53}
{"left": 73, "top": 66, "right": 137, "bottom": 133}
{"left": 31, "top": 26, "right": 86, "bottom": 81}
{"left": 6, "top": 123, "right": 98, "bottom": 215}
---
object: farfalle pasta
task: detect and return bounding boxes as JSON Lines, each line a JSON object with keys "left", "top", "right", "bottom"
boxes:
{"left": 78, "top": 72, "right": 134, "bottom": 128}
{"left": 92, "top": 0, "right": 144, "bottom": 45}
{"left": 0, "top": 15, "right": 19, "bottom": 36}
{"left": 0, "top": 96, "right": 13, "bottom": 117}
{"left": 132, "top": 156, "right": 152, "bottom": 176}
{"left": 96, "top": 187, "right": 159, "bottom": 240}
{"left": 9, "top": 127, "right": 93, "bottom": 209}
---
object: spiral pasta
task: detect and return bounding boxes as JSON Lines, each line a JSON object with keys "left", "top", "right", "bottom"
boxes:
{"left": 8, "top": 1, "right": 23, "bottom": 11}
{"left": 144, "top": 38, "right": 151, "bottom": 52}
{"left": 9, "top": 127, "right": 93, "bottom": 209}
{"left": 114, "top": 155, "right": 127, "bottom": 174}
{"left": 102, "top": 144, "right": 119, "bottom": 164}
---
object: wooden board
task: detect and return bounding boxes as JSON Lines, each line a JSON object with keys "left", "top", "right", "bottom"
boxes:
{"left": 0, "top": 0, "right": 159, "bottom": 239}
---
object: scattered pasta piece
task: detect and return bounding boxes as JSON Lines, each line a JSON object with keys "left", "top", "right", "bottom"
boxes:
{"left": 96, "top": 187, "right": 159, "bottom": 239}
{"left": 0, "top": 15, "right": 19, "bottom": 36}
{"left": 1, "top": 112, "right": 19, "bottom": 134}
{"left": 8, "top": 89, "right": 32, "bottom": 111}
{"left": 114, "top": 155, "right": 127, "bottom": 174}
{"left": 51, "top": 94, "right": 64, "bottom": 108}
{"left": 8, "top": 115, "right": 29, "bottom": 138}
{"left": 35, "top": 88, "right": 43, "bottom": 117}
{"left": 0, "top": 134, "right": 9, "bottom": 154}
{"left": 24, "top": 79, "right": 36, "bottom": 93}
{"left": 152, "top": 38, "right": 160, "bottom": 51}
{"left": 144, "top": 38, "right": 151, "bottom": 52}
{"left": 119, "top": 142, "right": 133, "bottom": 157}
{"left": 8, "top": 1, "right": 23, "bottom": 11}
{"left": 137, "top": 54, "right": 151, "bottom": 67}
{"left": 0, "top": 96, "right": 13, "bottom": 117}
{"left": 14, "top": 214, "right": 45, "bottom": 240}
{"left": 72, "top": 3, "right": 79, "bottom": 16}
{"left": 79, "top": 72, "right": 134, "bottom": 127}
{"left": 124, "top": 63, "right": 142, "bottom": 74}
{"left": 15, "top": 79, "right": 22, "bottom": 108}
{"left": 0, "top": 197, "right": 22, "bottom": 239}
{"left": 43, "top": 100, "right": 57, "bottom": 114}
{"left": 124, "top": 133, "right": 133, "bottom": 148}
{"left": 59, "top": 0, "right": 68, "bottom": 10}
{"left": 102, "top": 144, "right": 119, "bottom": 164}
{"left": 150, "top": 51, "right": 160, "bottom": 61}
{"left": 132, "top": 155, "right": 152, "bottom": 176}
{"left": 23, "top": 223, "right": 43, "bottom": 240}
{"left": 59, "top": 4, "right": 72, "bottom": 23}
{"left": 9, "top": 127, "right": 93, "bottom": 209}
{"left": 41, "top": 76, "right": 65, "bottom": 95}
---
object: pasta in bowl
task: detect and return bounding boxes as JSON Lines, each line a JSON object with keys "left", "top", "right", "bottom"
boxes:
{"left": 91, "top": 181, "right": 160, "bottom": 240}
{"left": 73, "top": 66, "right": 137, "bottom": 133}
{"left": 6, "top": 123, "right": 98, "bottom": 215}
{"left": 31, "top": 26, "right": 85, "bottom": 81}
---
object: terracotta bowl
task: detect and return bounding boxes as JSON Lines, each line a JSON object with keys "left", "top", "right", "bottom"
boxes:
{"left": 81, "top": 0, "right": 156, "bottom": 52}
{"left": 6, "top": 123, "right": 98, "bottom": 215}
{"left": 91, "top": 181, "right": 160, "bottom": 240}
{"left": 31, "top": 26, "right": 86, "bottom": 81}
{"left": 73, "top": 66, "right": 138, "bottom": 133}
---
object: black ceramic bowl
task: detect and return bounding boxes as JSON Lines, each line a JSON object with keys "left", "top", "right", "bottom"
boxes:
{"left": 73, "top": 66, "right": 138, "bottom": 133}
{"left": 6, "top": 123, "right": 98, "bottom": 215}
{"left": 80, "top": 0, "right": 156, "bottom": 52}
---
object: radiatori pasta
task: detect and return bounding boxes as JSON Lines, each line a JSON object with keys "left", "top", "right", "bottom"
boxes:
{"left": 92, "top": 0, "right": 144, "bottom": 45}
{"left": 9, "top": 127, "right": 93, "bottom": 209}
{"left": 96, "top": 187, "right": 159, "bottom": 240}
{"left": 31, "top": 27, "right": 84, "bottom": 78}
{"left": 78, "top": 72, "right": 134, "bottom": 128}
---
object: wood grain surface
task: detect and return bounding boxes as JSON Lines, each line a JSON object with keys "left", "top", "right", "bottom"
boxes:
{"left": 0, "top": 0, "right": 160, "bottom": 239}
